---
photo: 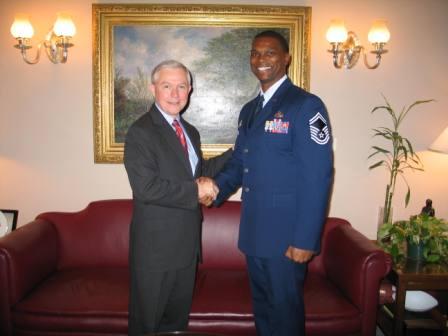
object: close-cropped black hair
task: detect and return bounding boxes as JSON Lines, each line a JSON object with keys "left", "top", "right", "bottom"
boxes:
{"left": 253, "top": 30, "right": 289, "bottom": 53}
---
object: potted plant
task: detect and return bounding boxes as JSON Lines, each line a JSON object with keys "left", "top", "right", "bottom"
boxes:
{"left": 378, "top": 213, "right": 448, "bottom": 263}
{"left": 368, "top": 95, "right": 434, "bottom": 225}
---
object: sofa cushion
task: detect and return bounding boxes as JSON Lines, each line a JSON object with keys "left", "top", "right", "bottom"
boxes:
{"left": 189, "top": 269, "right": 255, "bottom": 335}
{"left": 12, "top": 268, "right": 128, "bottom": 334}
{"left": 304, "top": 273, "right": 360, "bottom": 335}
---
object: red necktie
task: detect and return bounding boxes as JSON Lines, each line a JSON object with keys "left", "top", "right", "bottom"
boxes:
{"left": 172, "top": 119, "right": 188, "bottom": 155}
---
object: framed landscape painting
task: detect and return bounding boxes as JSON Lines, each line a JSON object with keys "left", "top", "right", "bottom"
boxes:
{"left": 93, "top": 4, "right": 311, "bottom": 163}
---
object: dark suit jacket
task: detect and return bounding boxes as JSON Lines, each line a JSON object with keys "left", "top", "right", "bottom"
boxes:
{"left": 215, "top": 78, "right": 334, "bottom": 257}
{"left": 124, "top": 105, "right": 232, "bottom": 272}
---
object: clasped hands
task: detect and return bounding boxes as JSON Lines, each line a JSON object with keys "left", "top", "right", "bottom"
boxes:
{"left": 196, "top": 177, "right": 219, "bottom": 206}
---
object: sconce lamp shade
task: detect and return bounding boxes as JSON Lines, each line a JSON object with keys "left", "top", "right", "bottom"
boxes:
{"left": 10, "top": 14, "right": 34, "bottom": 39}
{"left": 368, "top": 20, "right": 390, "bottom": 43}
{"left": 53, "top": 13, "right": 76, "bottom": 37}
{"left": 429, "top": 126, "right": 448, "bottom": 154}
{"left": 326, "top": 20, "right": 348, "bottom": 43}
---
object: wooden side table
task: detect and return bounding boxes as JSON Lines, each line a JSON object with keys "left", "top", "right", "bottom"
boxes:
{"left": 377, "top": 260, "right": 448, "bottom": 336}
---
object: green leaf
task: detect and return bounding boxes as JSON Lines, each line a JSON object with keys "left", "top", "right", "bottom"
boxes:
{"left": 404, "top": 99, "right": 435, "bottom": 115}
{"left": 390, "top": 244, "right": 400, "bottom": 258}
{"left": 369, "top": 161, "right": 385, "bottom": 169}
{"left": 405, "top": 188, "right": 410, "bottom": 207}
{"left": 368, "top": 151, "right": 384, "bottom": 159}
{"left": 371, "top": 146, "right": 390, "bottom": 154}
{"left": 371, "top": 105, "right": 390, "bottom": 114}
{"left": 426, "top": 255, "right": 439, "bottom": 263}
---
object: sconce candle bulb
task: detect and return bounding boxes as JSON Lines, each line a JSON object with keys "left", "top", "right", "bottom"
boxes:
{"left": 53, "top": 13, "right": 76, "bottom": 37}
{"left": 368, "top": 20, "right": 390, "bottom": 43}
{"left": 326, "top": 20, "right": 348, "bottom": 43}
{"left": 10, "top": 12, "right": 76, "bottom": 65}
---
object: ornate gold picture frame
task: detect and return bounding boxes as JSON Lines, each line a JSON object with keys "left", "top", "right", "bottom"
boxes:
{"left": 92, "top": 4, "right": 311, "bottom": 163}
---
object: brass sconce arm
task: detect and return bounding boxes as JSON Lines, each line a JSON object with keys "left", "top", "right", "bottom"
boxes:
{"left": 363, "top": 42, "right": 388, "bottom": 69}
{"left": 13, "top": 38, "right": 41, "bottom": 65}
{"left": 327, "top": 31, "right": 362, "bottom": 69}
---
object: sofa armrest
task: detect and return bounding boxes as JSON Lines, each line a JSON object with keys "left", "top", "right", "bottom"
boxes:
{"left": 323, "top": 223, "right": 392, "bottom": 336}
{"left": 0, "top": 219, "right": 59, "bottom": 335}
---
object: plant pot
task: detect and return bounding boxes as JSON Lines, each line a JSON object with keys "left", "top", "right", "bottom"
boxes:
{"left": 407, "top": 239, "right": 425, "bottom": 261}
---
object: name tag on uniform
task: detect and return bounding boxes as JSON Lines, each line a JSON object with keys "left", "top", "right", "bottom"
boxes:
{"left": 265, "top": 119, "right": 289, "bottom": 134}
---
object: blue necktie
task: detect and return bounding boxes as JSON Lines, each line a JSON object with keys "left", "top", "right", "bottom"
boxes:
{"left": 248, "top": 95, "right": 264, "bottom": 128}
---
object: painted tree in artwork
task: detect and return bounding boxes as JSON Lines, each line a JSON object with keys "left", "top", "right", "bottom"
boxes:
{"left": 114, "top": 67, "right": 152, "bottom": 142}
{"left": 192, "top": 27, "right": 289, "bottom": 106}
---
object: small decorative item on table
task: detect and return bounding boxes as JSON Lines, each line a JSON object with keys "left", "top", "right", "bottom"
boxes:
{"left": 0, "top": 209, "right": 18, "bottom": 237}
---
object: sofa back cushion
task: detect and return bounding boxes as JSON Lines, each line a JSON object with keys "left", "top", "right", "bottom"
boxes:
{"left": 200, "top": 201, "right": 246, "bottom": 270}
{"left": 38, "top": 200, "right": 132, "bottom": 269}
{"left": 36, "top": 199, "right": 346, "bottom": 272}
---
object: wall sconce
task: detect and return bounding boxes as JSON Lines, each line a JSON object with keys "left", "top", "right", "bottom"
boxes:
{"left": 10, "top": 13, "right": 76, "bottom": 65}
{"left": 429, "top": 126, "right": 448, "bottom": 154}
{"left": 326, "top": 19, "right": 390, "bottom": 69}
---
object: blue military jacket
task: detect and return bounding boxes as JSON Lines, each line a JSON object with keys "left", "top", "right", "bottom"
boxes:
{"left": 215, "top": 78, "right": 334, "bottom": 258}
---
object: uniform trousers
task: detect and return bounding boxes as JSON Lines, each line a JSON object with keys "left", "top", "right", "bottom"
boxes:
{"left": 246, "top": 255, "right": 307, "bottom": 336}
{"left": 128, "top": 259, "right": 197, "bottom": 335}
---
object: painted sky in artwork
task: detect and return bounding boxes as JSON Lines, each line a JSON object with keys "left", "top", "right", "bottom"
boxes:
{"left": 114, "top": 26, "right": 232, "bottom": 79}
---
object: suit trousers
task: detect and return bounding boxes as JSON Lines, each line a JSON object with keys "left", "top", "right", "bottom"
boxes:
{"left": 246, "top": 255, "right": 307, "bottom": 336}
{"left": 128, "top": 258, "right": 197, "bottom": 335}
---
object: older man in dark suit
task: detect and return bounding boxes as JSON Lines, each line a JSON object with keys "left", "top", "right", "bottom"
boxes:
{"left": 124, "top": 60, "right": 231, "bottom": 335}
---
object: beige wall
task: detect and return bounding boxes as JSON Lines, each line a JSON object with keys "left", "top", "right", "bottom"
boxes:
{"left": 1, "top": 0, "right": 447, "bottom": 238}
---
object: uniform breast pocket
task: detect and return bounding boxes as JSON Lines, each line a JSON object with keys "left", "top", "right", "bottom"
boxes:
{"left": 265, "top": 132, "right": 292, "bottom": 152}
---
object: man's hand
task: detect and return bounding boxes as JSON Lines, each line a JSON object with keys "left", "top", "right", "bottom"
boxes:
{"left": 285, "top": 246, "right": 314, "bottom": 263}
{"left": 196, "top": 177, "right": 219, "bottom": 206}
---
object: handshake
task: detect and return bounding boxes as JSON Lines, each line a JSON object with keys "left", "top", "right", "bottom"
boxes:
{"left": 196, "top": 177, "right": 219, "bottom": 207}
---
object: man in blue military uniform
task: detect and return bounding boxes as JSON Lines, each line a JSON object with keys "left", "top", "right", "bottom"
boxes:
{"left": 214, "top": 31, "right": 334, "bottom": 335}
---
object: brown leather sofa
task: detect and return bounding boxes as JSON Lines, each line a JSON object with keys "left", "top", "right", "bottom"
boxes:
{"left": 0, "top": 200, "right": 391, "bottom": 336}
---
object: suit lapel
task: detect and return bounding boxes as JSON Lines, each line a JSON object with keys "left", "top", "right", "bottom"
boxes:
{"left": 150, "top": 106, "right": 193, "bottom": 177}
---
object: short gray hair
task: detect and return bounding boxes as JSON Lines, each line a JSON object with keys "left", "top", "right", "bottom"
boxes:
{"left": 151, "top": 60, "right": 191, "bottom": 85}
